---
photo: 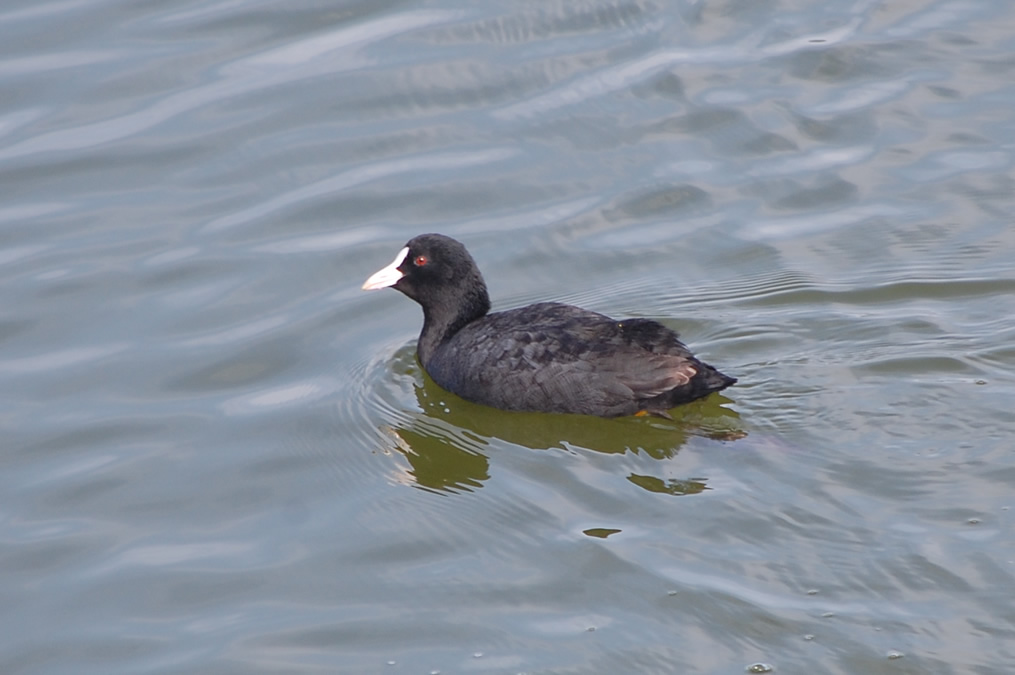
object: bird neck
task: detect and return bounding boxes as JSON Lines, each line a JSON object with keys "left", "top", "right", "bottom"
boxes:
{"left": 417, "top": 287, "right": 490, "bottom": 365}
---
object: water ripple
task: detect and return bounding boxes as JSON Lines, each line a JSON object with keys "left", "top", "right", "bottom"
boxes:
{"left": 3, "top": 0, "right": 1015, "bottom": 673}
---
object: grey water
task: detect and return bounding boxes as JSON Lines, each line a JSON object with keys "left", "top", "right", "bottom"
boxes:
{"left": 2, "top": 0, "right": 1014, "bottom": 673}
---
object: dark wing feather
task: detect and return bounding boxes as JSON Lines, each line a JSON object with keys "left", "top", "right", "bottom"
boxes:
{"left": 426, "top": 303, "right": 709, "bottom": 416}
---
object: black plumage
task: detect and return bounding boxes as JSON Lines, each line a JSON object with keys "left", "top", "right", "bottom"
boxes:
{"left": 362, "top": 233, "right": 735, "bottom": 417}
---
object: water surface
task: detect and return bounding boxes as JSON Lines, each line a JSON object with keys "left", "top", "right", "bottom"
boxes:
{"left": 2, "top": 0, "right": 1014, "bottom": 673}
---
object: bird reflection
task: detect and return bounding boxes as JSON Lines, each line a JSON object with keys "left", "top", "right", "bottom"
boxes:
{"left": 383, "top": 361, "right": 744, "bottom": 495}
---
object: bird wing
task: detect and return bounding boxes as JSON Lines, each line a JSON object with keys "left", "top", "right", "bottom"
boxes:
{"left": 429, "top": 307, "right": 699, "bottom": 415}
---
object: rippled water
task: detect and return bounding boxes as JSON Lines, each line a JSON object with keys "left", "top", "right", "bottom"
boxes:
{"left": 3, "top": 0, "right": 1014, "bottom": 673}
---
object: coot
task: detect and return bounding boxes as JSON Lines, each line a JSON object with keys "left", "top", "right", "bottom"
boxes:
{"left": 362, "top": 234, "right": 735, "bottom": 417}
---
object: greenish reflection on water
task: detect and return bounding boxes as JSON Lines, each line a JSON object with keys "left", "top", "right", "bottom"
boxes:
{"left": 384, "top": 351, "right": 743, "bottom": 494}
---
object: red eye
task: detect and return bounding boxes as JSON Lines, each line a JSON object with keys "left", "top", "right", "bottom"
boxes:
{"left": 414, "top": 255, "right": 428, "bottom": 266}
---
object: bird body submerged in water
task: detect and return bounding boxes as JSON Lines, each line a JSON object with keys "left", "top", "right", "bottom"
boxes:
{"left": 362, "top": 234, "right": 735, "bottom": 418}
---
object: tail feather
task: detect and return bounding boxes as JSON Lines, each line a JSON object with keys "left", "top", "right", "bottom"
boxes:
{"left": 676, "top": 362, "right": 736, "bottom": 404}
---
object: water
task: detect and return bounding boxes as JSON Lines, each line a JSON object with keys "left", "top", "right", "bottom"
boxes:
{"left": 2, "top": 0, "right": 1014, "bottom": 673}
